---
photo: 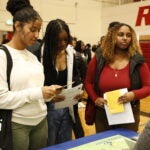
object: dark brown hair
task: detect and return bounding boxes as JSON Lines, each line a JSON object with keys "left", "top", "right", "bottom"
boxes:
{"left": 6, "top": 0, "right": 42, "bottom": 31}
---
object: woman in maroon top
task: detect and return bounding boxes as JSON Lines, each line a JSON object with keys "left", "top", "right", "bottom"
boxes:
{"left": 84, "top": 23, "right": 150, "bottom": 133}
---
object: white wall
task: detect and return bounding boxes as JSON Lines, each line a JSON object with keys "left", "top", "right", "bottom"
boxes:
{"left": 33, "top": 0, "right": 103, "bottom": 45}
{"left": 0, "top": 0, "right": 149, "bottom": 45}
{"left": 101, "top": 1, "right": 150, "bottom": 37}
{"left": 0, "top": 0, "right": 103, "bottom": 45}
{"left": 0, "top": 0, "right": 12, "bottom": 31}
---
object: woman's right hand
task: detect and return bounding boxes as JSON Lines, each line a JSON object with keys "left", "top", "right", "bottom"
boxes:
{"left": 51, "top": 95, "right": 65, "bottom": 103}
{"left": 42, "top": 85, "right": 62, "bottom": 101}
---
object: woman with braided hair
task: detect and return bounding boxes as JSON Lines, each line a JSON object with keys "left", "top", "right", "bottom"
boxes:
{"left": 34, "top": 19, "right": 86, "bottom": 146}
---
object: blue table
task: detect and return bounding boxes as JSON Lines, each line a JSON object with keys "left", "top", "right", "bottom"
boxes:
{"left": 41, "top": 128, "right": 138, "bottom": 150}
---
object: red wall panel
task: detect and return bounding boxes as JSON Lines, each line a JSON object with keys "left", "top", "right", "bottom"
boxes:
{"left": 140, "top": 42, "right": 150, "bottom": 69}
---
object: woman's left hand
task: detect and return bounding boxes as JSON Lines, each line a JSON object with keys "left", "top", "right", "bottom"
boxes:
{"left": 118, "top": 91, "right": 135, "bottom": 104}
{"left": 74, "top": 90, "right": 84, "bottom": 101}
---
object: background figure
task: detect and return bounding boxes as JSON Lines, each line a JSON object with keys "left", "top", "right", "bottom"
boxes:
{"left": 0, "top": 0, "right": 61, "bottom": 150}
{"left": 71, "top": 36, "right": 77, "bottom": 48}
{"left": 108, "top": 21, "right": 120, "bottom": 30}
{"left": 96, "top": 21, "right": 120, "bottom": 52}
{"left": 1, "top": 34, "right": 9, "bottom": 44}
{"left": 97, "top": 35, "right": 105, "bottom": 48}
{"left": 68, "top": 36, "right": 87, "bottom": 139}
{"left": 134, "top": 120, "right": 150, "bottom": 150}
{"left": 34, "top": 19, "right": 86, "bottom": 146}
{"left": 85, "top": 43, "right": 92, "bottom": 64}
{"left": 84, "top": 23, "right": 150, "bottom": 133}
{"left": 75, "top": 40, "right": 88, "bottom": 66}
{"left": 91, "top": 44, "right": 97, "bottom": 58}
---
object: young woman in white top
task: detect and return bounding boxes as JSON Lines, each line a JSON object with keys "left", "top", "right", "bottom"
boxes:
{"left": 0, "top": 0, "right": 62, "bottom": 149}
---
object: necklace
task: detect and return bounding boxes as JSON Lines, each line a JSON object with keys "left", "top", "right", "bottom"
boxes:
{"left": 114, "top": 69, "right": 119, "bottom": 77}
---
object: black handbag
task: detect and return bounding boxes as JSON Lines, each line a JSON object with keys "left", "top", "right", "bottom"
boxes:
{"left": 0, "top": 45, "right": 13, "bottom": 150}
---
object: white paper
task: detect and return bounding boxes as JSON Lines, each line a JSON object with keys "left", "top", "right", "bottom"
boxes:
{"left": 68, "top": 135, "right": 136, "bottom": 150}
{"left": 104, "top": 88, "right": 135, "bottom": 125}
{"left": 54, "top": 84, "right": 83, "bottom": 122}
{"left": 54, "top": 84, "right": 83, "bottom": 109}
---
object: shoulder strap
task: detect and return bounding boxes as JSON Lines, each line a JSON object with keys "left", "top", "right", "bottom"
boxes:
{"left": 0, "top": 45, "right": 13, "bottom": 149}
{"left": 0, "top": 45, "right": 13, "bottom": 90}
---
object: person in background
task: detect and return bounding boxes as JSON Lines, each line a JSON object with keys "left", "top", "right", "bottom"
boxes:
{"left": 71, "top": 36, "right": 77, "bottom": 48}
{"left": 75, "top": 40, "right": 88, "bottom": 66}
{"left": 134, "top": 120, "right": 150, "bottom": 150}
{"left": 67, "top": 36, "right": 87, "bottom": 139}
{"left": 34, "top": 19, "right": 86, "bottom": 145}
{"left": 97, "top": 21, "right": 120, "bottom": 50}
{"left": 91, "top": 44, "right": 97, "bottom": 58}
{"left": 98, "top": 35, "right": 105, "bottom": 47}
{"left": 84, "top": 22, "right": 150, "bottom": 133}
{"left": 108, "top": 21, "right": 120, "bottom": 30}
{"left": 0, "top": 0, "right": 62, "bottom": 149}
{"left": 85, "top": 43, "right": 92, "bottom": 63}
{"left": 97, "top": 35, "right": 105, "bottom": 48}
{"left": 1, "top": 34, "right": 9, "bottom": 44}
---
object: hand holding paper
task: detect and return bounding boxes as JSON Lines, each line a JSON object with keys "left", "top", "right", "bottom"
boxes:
{"left": 55, "top": 83, "right": 83, "bottom": 109}
{"left": 118, "top": 91, "right": 135, "bottom": 104}
{"left": 104, "top": 88, "right": 135, "bottom": 125}
{"left": 51, "top": 95, "right": 65, "bottom": 103}
{"left": 74, "top": 90, "right": 84, "bottom": 101}
{"left": 105, "top": 89, "right": 124, "bottom": 114}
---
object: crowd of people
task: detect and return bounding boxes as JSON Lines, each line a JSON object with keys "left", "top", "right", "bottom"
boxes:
{"left": 0, "top": 0, "right": 150, "bottom": 150}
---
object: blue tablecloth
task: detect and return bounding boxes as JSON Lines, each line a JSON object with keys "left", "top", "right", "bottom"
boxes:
{"left": 41, "top": 128, "right": 138, "bottom": 150}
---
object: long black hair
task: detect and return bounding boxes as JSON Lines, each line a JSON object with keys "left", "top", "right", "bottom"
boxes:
{"left": 42, "top": 19, "right": 72, "bottom": 74}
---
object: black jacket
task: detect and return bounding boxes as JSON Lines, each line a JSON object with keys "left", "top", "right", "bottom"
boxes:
{"left": 34, "top": 50, "right": 86, "bottom": 87}
{"left": 94, "top": 48, "right": 144, "bottom": 101}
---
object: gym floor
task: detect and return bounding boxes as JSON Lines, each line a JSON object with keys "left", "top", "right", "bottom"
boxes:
{"left": 76, "top": 96, "right": 150, "bottom": 138}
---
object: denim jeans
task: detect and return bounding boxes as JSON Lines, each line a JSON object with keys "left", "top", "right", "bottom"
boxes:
{"left": 47, "top": 107, "right": 73, "bottom": 146}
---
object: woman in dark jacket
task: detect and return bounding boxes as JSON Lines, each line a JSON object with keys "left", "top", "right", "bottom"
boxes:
{"left": 84, "top": 23, "right": 150, "bottom": 133}
{"left": 34, "top": 19, "right": 86, "bottom": 145}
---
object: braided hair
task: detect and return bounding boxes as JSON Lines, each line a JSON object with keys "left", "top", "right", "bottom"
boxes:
{"left": 42, "top": 19, "right": 71, "bottom": 74}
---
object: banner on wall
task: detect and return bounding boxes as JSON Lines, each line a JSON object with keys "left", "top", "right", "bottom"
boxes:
{"left": 135, "top": 5, "right": 150, "bottom": 26}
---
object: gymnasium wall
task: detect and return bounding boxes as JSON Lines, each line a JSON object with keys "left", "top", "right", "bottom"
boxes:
{"left": 0, "top": 0, "right": 149, "bottom": 45}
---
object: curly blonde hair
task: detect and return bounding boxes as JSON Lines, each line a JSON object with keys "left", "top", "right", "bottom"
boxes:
{"left": 101, "top": 23, "right": 142, "bottom": 62}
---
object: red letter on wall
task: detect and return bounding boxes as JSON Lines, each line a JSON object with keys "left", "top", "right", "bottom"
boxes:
{"left": 135, "top": 6, "right": 150, "bottom": 26}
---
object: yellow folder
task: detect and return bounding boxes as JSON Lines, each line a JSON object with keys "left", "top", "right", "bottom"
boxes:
{"left": 105, "top": 89, "right": 124, "bottom": 114}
